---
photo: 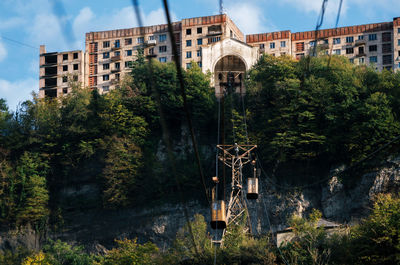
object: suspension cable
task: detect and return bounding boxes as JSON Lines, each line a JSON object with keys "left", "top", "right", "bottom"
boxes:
{"left": 132, "top": 0, "right": 201, "bottom": 257}
{"left": 328, "top": 0, "right": 343, "bottom": 67}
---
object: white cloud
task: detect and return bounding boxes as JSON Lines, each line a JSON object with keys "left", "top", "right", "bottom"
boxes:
{"left": 0, "top": 78, "right": 37, "bottom": 111}
{"left": 0, "top": 17, "right": 25, "bottom": 30}
{"left": 0, "top": 41, "right": 7, "bottom": 62}
{"left": 280, "top": 0, "right": 348, "bottom": 24}
{"left": 226, "top": 2, "right": 273, "bottom": 34}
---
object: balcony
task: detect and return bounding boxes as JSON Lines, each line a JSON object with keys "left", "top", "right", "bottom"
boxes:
{"left": 111, "top": 78, "right": 120, "bottom": 85}
{"left": 355, "top": 39, "right": 366, "bottom": 46}
{"left": 146, "top": 39, "right": 157, "bottom": 46}
{"left": 111, "top": 46, "right": 121, "bottom": 51}
{"left": 111, "top": 55, "right": 121, "bottom": 62}
{"left": 356, "top": 53, "right": 366, "bottom": 57}
{"left": 111, "top": 68, "right": 121, "bottom": 73}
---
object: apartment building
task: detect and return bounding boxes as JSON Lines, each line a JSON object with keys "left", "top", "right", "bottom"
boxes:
{"left": 247, "top": 17, "right": 400, "bottom": 71}
{"left": 39, "top": 15, "right": 400, "bottom": 98}
{"left": 39, "top": 45, "right": 85, "bottom": 98}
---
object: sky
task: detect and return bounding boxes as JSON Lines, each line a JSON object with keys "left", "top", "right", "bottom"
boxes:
{"left": 1, "top": 0, "right": 400, "bottom": 111}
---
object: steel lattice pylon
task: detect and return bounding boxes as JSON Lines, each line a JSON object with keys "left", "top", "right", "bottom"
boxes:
{"left": 217, "top": 144, "right": 257, "bottom": 242}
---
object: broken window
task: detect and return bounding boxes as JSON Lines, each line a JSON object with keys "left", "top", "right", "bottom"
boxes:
{"left": 73, "top": 64, "right": 78, "bottom": 70}
{"left": 358, "top": 46, "right": 365, "bottom": 55}
{"left": 197, "top": 27, "right": 202, "bottom": 34}
{"left": 186, "top": 28, "right": 191, "bottom": 35}
{"left": 208, "top": 25, "right": 222, "bottom": 35}
{"left": 45, "top": 55, "right": 57, "bottom": 64}
{"left": 62, "top": 76, "right": 68, "bottom": 83}
{"left": 369, "top": 45, "right": 377, "bottom": 52}
{"left": 125, "top": 38, "right": 132, "bottom": 45}
{"left": 382, "top": 32, "right": 391, "bottom": 42}
{"left": 103, "top": 74, "right": 109, "bottom": 81}
{"left": 296, "top": 42, "right": 304, "bottom": 52}
{"left": 103, "top": 64, "right": 109, "bottom": 70}
{"left": 346, "top": 47, "right": 354, "bottom": 54}
{"left": 63, "top": 65, "right": 68, "bottom": 71}
{"left": 383, "top": 54, "right": 392, "bottom": 65}
{"left": 382, "top": 43, "right": 392, "bottom": 53}
{"left": 159, "top": 46, "right": 167, "bottom": 53}
{"left": 73, "top": 53, "right": 78, "bottom": 59}
{"left": 103, "top": 41, "right": 110, "bottom": 48}
{"left": 63, "top": 54, "right": 68, "bottom": 61}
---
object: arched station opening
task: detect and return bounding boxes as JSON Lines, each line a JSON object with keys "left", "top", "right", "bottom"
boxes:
{"left": 214, "top": 55, "right": 246, "bottom": 98}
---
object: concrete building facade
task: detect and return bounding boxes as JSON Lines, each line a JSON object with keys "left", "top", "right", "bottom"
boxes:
{"left": 39, "top": 15, "right": 400, "bottom": 98}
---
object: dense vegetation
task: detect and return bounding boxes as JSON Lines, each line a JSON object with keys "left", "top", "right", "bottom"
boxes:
{"left": 1, "top": 193, "right": 399, "bottom": 264}
{"left": 1, "top": 54, "right": 400, "bottom": 263}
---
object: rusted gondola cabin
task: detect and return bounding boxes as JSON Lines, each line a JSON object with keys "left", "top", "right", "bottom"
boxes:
{"left": 247, "top": 178, "right": 259, "bottom": 199}
{"left": 210, "top": 200, "right": 226, "bottom": 229}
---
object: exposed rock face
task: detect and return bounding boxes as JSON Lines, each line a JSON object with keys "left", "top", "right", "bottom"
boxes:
{"left": 1, "top": 158, "right": 399, "bottom": 253}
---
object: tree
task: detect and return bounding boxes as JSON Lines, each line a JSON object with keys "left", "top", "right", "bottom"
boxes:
{"left": 101, "top": 238, "right": 158, "bottom": 265}
{"left": 16, "top": 152, "right": 50, "bottom": 227}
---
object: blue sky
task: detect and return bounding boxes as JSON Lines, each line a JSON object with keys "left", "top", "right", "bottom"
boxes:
{"left": 1, "top": 0, "right": 400, "bottom": 110}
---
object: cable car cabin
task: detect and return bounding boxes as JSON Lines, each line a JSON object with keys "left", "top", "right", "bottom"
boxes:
{"left": 210, "top": 200, "right": 226, "bottom": 229}
{"left": 247, "top": 178, "right": 259, "bottom": 199}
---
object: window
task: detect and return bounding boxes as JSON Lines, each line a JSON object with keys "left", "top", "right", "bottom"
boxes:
{"left": 358, "top": 35, "right": 364, "bottom": 40}
{"left": 159, "top": 34, "right": 167, "bottom": 42}
{"left": 349, "top": 58, "right": 354, "bottom": 64}
{"left": 209, "top": 37, "right": 221, "bottom": 43}
{"left": 369, "top": 45, "right": 377, "bottom": 52}
{"left": 197, "top": 62, "right": 202, "bottom": 67}
{"left": 114, "top": 51, "right": 120, "bottom": 56}
{"left": 398, "top": 39, "right": 400, "bottom": 46}
{"left": 73, "top": 64, "right": 78, "bottom": 70}
{"left": 159, "top": 57, "right": 167, "bottom": 63}
{"left": 309, "top": 41, "right": 316, "bottom": 46}
{"left": 368, "top": 34, "right": 377, "bottom": 41}
{"left": 62, "top": 76, "right": 67, "bottom": 83}
{"left": 197, "top": 38, "right": 203, "bottom": 45}
{"left": 359, "top": 58, "right": 365, "bottom": 64}
{"left": 63, "top": 54, "right": 68, "bottom": 61}
{"left": 296, "top": 42, "right": 305, "bottom": 52}
{"left": 103, "top": 52, "right": 110, "bottom": 59}
{"left": 270, "top": 42, "right": 275, "bottom": 49}
{"left": 159, "top": 46, "right": 167, "bottom": 53}
{"left": 280, "top": 41, "right": 286, "bottom": 47}
{"left": 63, "top": 88, "right": 68, "bottom": 94}
{"left": 186, "top": 28, "right": 191, "bottom": 35}
{"left": 103, "top": 86, "right": 109, "bottom": 92}
{"left": 125, "top": 61, "right": 133, "bottom": 68}
{"left": 114, "top": 40, "right": 120, "bottom": 48}
{"left": 383, "top": 55, "right": 392, "bottom": 65}
{"left": 359, "top": 46, "right": 365, "bottom": 55}
{"left": 382, "top": 32, "right": 391, "bottom": 42}
{"left": 149, "top": 47, "right": 154, "bottom": 55}
{"left": 186, "top": 63, "right": 192, "bottom": 69}
{"left": 103, "top": 63, "right": 110, "bottom": 70}
{"left": 260, "top": 44, "right": 265, "bottom": 49}
{"left": 73, "top": 53, "right": 78, "bottom": 59}
{"left": 197, "top": 50, "right": 201, "bottom": 57}
{"left": 186, "top": 51, "right": 192, "bottom": 58}
{"left": 382, "top": 43, "right": 392, "bottom": 53}
{"left": 346, "top": 47, "right": 354, "bottom": 54}
{"left": 186, "top": 40, "right": 192, "bottom": 47}
{"left": 103, "top": 41, "right": 110, "bottom": 48}
{"left": 398, "top": 28, "right": 400, "bottom": 34}
{"left": 125, "top": 38, "right": 132, "bottom": 45}
{"left": 334, "top": 49, "right": 341, "bottom": 55}
{"left": 149, "top": 35, "right": 155, "bottom": 41}
{"left": 398, "top": 63, "right": 400, "bottom": 68}
{"left": 115, "top": 73, "right": 120, "bottom": 80}
{"left": 137, "top": 37, "right": 144, "bottom": 44}
{"left": 125, "top": 50, "right": 132, "bottom": 56}
{"left": 333, "top": 38, "right": 341, "bottom": 44}
{"left": 115, "top": 62, "right": 120, "bottom": 69}
{"left": 63, "top": 65, "right": 68, "bottom": 71}
{"left": 197, "top": 27, "right": 202, "bottom": 34}
{"left": 73, "top": 75, "right": 78, "bottom": 81}
{"left": 370, "top": 56, "right": 378, "bottom": 63}
{"left": 103, "top": 74, "right": 109, "bottom": 81}
{"left": 346, "top": 36, "right": 354, "bottom": 43}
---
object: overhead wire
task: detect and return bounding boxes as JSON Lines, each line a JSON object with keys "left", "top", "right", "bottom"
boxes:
{"left": 161, "top": 0, "right": 210, "bottom": 207}
{"left": 328, "top": 0, "right": 344, "bottom": 67}
{"left": 131, "top": 0, "right": 201, "bottom": 257}
{"left": 307, "top": 0, "right": 328, "bottom": 72}
{"left": 0, "top": 35, "right": 39, "bottom": 50}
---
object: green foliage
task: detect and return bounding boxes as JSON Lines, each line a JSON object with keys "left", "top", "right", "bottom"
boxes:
{"left": 15, "top": 152, "right": 50, "bottom": 227}
{"left": 0, "top": 247, "right": 33, "bottom": 265}
{"left": 279, "top": 209, "right": 331, "bottom": 265}
{"left": 347, "top": 193, "right": 400, "bottom": 264}
{"left": 247, "top": 55, "right": 400, "bottom": 167}
{"left": 101, "top": 238, "right": 158, "bottom": 265}
{"left": 102, "top": 136, "right": 142, "bottom": 208}
{"left": 42, "top": 239, "right": 93, "bottom": 265}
